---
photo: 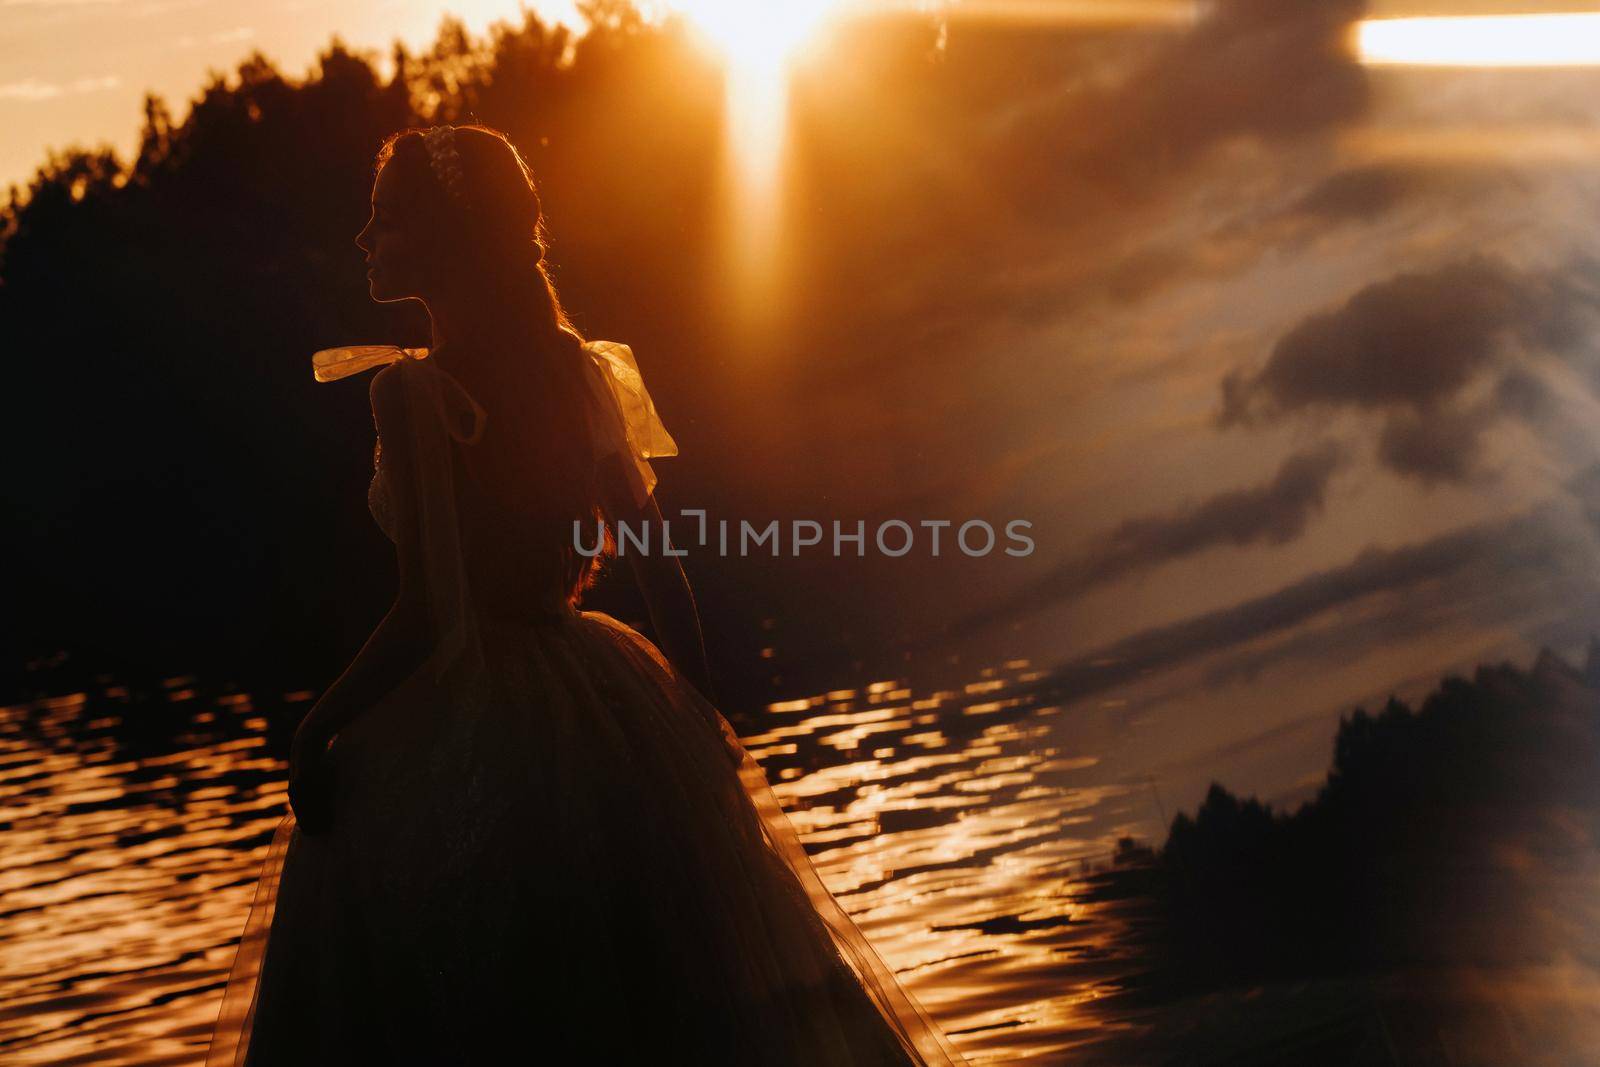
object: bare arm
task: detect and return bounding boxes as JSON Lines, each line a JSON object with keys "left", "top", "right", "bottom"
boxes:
{"left": 596, "top": 453, "right": 716, "bottom": 703}
{"left": 289, "top": 594, "right": 429, "bottom": 834}
{"left": 297, "top": 598, "right": 429, "bottom": 744}
{"left": 289, "top": 369, "right": 429, "bottom": 832}
{"left": 297, "top": 367, "right": 432, "bottom": 749}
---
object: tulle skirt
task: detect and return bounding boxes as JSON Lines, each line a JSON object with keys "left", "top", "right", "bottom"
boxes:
{"left": 206, "top": 608, "right": 965, "bottom": 1065}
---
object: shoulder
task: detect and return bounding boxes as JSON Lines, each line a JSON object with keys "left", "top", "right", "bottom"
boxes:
{"left": 369, "top": 364, "right": 410, "bottom": 429}
{"left": 368, "top": 365, "right": 420, "bottom": 471}
{"left": 370, "top": 362, "right": 404, "bottom": 404}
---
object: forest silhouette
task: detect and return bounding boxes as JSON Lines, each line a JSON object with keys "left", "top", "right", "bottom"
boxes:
{"left": 1152, "top": 642, "right": 1600, "bottom": 991}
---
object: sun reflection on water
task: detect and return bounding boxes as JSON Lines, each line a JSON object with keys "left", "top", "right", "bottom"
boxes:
{"left": 0, "top": 655, "right": 1165, "bottom": 1064}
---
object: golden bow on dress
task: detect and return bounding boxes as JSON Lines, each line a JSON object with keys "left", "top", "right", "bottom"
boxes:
{"left": 311, "top": 340, "right": 676, "bottom": 506}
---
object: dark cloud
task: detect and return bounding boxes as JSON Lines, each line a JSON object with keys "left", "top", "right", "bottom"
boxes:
{"left": 992, "top": 0, "right": 1370, "bottom": 212}
{"left": 945, "top": 441, "right": 1348, "bottom": 636}
{"left": 1098, "top": 165, "right": 1450, "bottom": 309}
{"left": 1014, "top": 468, "right": 1600, "bottom": 710}
{"left": 1493, "top": 366, "right": 1561, "bottom": 423}
{"left": 1376, "top": 403, "right": 1490, "bottom": 486}
{"left": 1290, "top": 165, "right": 1418, "bottom": 223}
{"left": 786, "top": 0, "right": 1375, "bottom": 366}
{"left": 1219, "top": 257, "right": 1536, "bottom": 425}
{"left": 1284, "top": 162, "right": 1511, "bottom": 227}
{"left": 1215, "top": 258, "right": 1597, "bottom": 485}
{"left": 1096, "top": 440, "right": 1347, "bottom": 570}
{"left": 747, "top": 0, "right": 1384, "bottom": 567}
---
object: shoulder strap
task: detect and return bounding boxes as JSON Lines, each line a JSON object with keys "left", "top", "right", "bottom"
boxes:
{"left": 396, "top": 355, "right": 488, "bottom": 685}
{"left": 324, "top": 345, "right": 490, "bottom": 686}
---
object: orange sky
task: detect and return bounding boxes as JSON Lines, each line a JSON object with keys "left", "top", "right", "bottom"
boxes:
{"left": 8, "top": 0, "right": 1600, "bottom": 195}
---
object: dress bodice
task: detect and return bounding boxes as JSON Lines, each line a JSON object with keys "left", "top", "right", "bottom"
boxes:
{"left": 367, "top": 402, "right": 582, "bottom": 622}
{"left": 320, "top": 338, "right": 676, "bottom": 683}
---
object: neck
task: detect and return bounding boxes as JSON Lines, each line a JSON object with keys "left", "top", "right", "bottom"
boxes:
{"left": 424, "top": 292, "right": 497, "bottom": 369}
{"left": 425, "top": 278, "right": 565, "bottom": 372}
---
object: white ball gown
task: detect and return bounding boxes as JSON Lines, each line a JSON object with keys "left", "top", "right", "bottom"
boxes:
{"left": 205, "top": 341, "right": 967, "bottom": 1065}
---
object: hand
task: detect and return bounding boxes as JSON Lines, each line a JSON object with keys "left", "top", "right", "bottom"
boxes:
{"left": 289, "top": 720, "right": 338, "bottom": 835}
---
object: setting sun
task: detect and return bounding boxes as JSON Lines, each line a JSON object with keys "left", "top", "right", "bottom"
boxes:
{"left": 664, "top": 0, "right": 846, "bottom": 331}
{"left": 670, "top": 0, "right": 841, "bottom": 70}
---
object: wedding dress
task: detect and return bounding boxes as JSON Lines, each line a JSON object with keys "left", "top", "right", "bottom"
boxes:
{"left": 205, "top": 340, "right": 966, "bottom": 1065}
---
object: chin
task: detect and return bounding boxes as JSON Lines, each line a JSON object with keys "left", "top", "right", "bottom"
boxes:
{"left": 368, "top": 274, "right": 419, "bottom": 304}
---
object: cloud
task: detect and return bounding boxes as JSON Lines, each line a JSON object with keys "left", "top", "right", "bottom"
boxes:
{"left": 0, "top": 75, "right": 120, "bottom": 101}
{"left": 175, "top": 26, "right": 255, "bottom": 48}
{"left": 1091, "top": 161, "right": 1490, "bottom": 309}
{"left": 990, "top": 0, "right": 1370, "bottom": 214}
{"left": 789, "top": 0, "right": 1376, "bottom": 359}
{"left": 1376, "top": 403, "right": 1491, "bottom": 486}
{"left": 1085, "top": 439, "right": 1347, "bottom": 575}
{"left": 1216, "top": 256, "right": 1600, "bottom": 484}
{"left": 946, "top": 440, "right": 1349, "bottom": 634}
{"left": 1493, "top": 365, "right": 1562, "bottom": 423}
{"left": 1289, "top": 164, "right": 1419, "bottom": 223}
{"left": 1219, "top": 257, "right": 1538, "bottom": 423}
{"left": 1017, "top": 467, "right": 1600, "bottom": 710}
{"left": 769, "top": 0, "right": 1384, "bottom": 528}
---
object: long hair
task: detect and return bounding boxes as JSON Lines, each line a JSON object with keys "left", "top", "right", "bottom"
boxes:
{"left": 374, "top": 124, "right": 611, "bottom": 601}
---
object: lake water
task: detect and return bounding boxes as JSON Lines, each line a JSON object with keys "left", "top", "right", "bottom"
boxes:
{"left": 0, "top": 651, "right": 1168, "bottom": 1065}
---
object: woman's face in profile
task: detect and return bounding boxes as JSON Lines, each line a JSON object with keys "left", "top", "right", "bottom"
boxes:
{"left": 354, "top": 164, "right": 429, "bottom": 303}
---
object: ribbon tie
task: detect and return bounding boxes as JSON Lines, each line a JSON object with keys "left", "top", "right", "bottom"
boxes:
{"left": 312, "top": 340, "right": 676, "bottom": 506}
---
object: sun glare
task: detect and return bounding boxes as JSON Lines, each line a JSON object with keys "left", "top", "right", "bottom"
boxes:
{"left": 672, "top": 1, "right": 841, "bottom": 70}
{"left": 662, "top": 0, "right": 1202, "bottom": 335}
{"left": 663, "top": 0, "right": 844, "bottom": 332}
{"left": 1356, "top": 14, "right": 1600, "bottom": 67}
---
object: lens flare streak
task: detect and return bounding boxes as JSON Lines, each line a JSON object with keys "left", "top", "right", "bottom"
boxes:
{"left": 1357, "top": 14, "right": 1600, "bottom": 67}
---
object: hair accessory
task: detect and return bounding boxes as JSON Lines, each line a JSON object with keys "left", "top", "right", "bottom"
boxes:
{"left": 422, "top": 125, "right": 468, "bottom": 206}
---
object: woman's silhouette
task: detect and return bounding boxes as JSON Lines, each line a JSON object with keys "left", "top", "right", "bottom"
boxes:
{"left": 206, "top": 124, "right": 966, "bottom": 1065}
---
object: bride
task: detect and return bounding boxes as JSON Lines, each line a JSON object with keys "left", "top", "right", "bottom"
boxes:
{"left": 205, "top": 123, "right": 967, "bottom": 1065}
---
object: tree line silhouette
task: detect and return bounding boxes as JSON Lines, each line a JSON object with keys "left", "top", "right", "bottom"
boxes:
{"left": 1151, "top": 642, "right": 1600, "bottom": 990}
